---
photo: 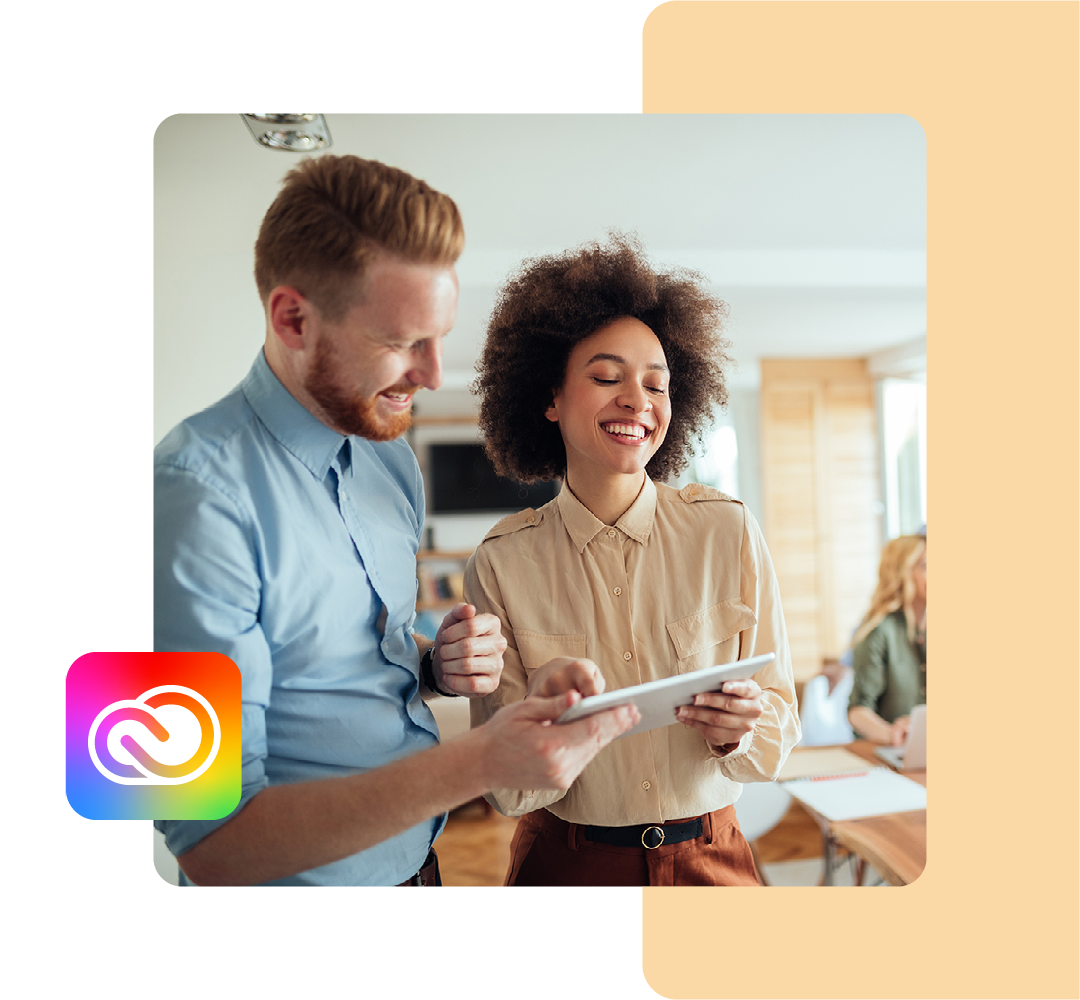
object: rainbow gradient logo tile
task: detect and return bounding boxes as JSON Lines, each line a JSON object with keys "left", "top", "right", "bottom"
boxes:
{"left": 66, "top": 652, "right": 241, "bottom": 820}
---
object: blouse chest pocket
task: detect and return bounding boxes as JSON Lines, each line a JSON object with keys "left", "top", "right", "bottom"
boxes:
{"left": 512, "top": 630, "right": 588, "bottom": 674}
{"left": 666, "top": 599, "right": 757, "bottom": 673}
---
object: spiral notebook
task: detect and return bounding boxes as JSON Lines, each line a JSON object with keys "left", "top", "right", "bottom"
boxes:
{"left": 776, "top": 746, "right": 870, "bottom": 782}
{"left": 783, "top": 767, "right": 927, "bottom": 822}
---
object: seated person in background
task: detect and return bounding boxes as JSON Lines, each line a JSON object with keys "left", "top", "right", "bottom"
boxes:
{"left": 464, "top": 234, "right": 800, "bottom": 887}
{"left": 847, "top": 532, "right": 927, "bottom": 746}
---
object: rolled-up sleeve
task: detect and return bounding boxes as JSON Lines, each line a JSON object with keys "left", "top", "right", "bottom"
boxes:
{"left": 153, "top": 465, "right": 271, "bottom": 856}
{"left": 717, "top": 505, "right": 802, "bottom": 782}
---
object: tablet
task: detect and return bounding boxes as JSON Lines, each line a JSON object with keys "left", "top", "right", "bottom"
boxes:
{"left": 555, "top": 652, "right": 776, "bottom": 739}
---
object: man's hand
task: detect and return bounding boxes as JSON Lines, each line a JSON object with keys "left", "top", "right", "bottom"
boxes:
{"left": 432, "top": 603, "right": 507, "bottom": 697}
{"left": 675, "top": 678, "right": 765, "bottom": 750}
{"left": 525, "top": 656, "right": 606, "bottom": 699}
{"left": 475, "top": 691, "right": 639, "bottom": 791}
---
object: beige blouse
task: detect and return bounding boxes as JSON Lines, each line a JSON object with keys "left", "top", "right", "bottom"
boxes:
{"left": 465, "top": 477, "right": 800, "bottom": 826}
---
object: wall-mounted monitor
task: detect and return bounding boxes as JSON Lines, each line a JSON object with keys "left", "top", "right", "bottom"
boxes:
{"left": 429, "top": 443, "right": 558, "bottom": 514}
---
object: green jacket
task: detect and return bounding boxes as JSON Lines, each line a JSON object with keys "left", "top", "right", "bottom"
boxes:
{"left": 848, "top": 610, "right": 926, "bottom": 723}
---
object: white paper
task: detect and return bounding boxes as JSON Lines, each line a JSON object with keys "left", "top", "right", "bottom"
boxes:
{"left": 784, "top": 768, "right": 927, "bottom": 821}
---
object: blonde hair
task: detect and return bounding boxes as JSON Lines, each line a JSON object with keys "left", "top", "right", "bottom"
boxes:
{"left": 852, "top": 534, "right": 927, "bottom": 645}
{"left": 254, "top": 154, "right": 464, "bottom": 320}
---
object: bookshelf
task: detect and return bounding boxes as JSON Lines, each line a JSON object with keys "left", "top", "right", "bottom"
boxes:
{"left": 409, "top": 410, "right": 489, "bottom": 612}
{"left": 416, "top": 549, "right": 475, "bottom": 612}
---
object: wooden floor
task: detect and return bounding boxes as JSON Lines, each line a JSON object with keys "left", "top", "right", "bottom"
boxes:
{"left": 756, "top": 800, "right": 825, "bottom": 863}
{"left": 436, "top": 801, "right": 518, "bottom": 887}
{"left": 434, "top": 797, "right": 824, "bottom": 886}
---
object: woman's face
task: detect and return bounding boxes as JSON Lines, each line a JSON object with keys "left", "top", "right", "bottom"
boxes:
{"left": 911, "top": 546, "right": 927, "bottom": 602}
{"left": 545, "top": 317, "right": 672, "bottom": 481}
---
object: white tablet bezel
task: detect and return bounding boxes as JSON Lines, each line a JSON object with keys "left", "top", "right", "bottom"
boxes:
{"left": 554, "top": 652, "right": 776, "bottom": 739}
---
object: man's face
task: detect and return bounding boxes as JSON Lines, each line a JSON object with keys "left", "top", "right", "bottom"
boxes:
{"left": 303, "top": 256, "right": 458, "bottom": 441}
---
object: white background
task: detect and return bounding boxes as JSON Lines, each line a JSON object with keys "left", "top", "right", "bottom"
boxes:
{"left": 8, "top": 3, "right": 669, "bottom": 999}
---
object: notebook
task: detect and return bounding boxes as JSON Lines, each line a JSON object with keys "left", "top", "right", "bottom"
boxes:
{"left": 784, "top": 767, "right": 927, "bottom": 822}
{"left": 874, "top": 704, "right": 927, "bottom": 771}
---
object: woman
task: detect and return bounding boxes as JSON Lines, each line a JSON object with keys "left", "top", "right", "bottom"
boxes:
{"left": 464, "top": 235, "right": 800, "bottom": 886}
{"left": 847, "top": 534, "right": 927, "bottom": 746}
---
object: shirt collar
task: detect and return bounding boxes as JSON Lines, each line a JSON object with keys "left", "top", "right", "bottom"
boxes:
{"left": 556, "top": 476, "right": 657, "bottom": 552}
{"left": 241, "top": 349, "right": 347, "bottom": 481}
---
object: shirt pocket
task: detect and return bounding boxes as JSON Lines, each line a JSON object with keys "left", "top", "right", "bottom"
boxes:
{"left": 666, "top": 599, "right": 757, "bottom": 673}
{"left": 512, "top": 630, "right": 588, "bottom": 674}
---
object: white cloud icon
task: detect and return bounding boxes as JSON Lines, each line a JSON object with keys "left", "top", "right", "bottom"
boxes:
{"left": 88, "top": 685, "right": 221, "bottom": 785}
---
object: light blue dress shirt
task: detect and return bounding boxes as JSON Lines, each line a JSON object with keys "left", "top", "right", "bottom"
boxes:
{"left": 154, "top": 351, "right": 443, "bottom": 885}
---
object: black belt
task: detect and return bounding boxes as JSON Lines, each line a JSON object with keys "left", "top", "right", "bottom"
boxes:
{"left": 583, "top": 817, "right": 704, "bottom": 850}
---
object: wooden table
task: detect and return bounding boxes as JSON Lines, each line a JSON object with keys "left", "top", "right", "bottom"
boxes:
{"left": 830, "top": 801, "right": 926, "bottom": 886}
{"left": 788, "top": 741, "right": 927, "bottom": 886}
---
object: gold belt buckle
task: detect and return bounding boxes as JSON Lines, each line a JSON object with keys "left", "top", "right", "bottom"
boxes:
{"left": 641, "top": 826, "right": 665, "bottom": 849}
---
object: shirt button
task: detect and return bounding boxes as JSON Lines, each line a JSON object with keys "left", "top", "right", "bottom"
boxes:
{"left": 641, "top": 780, "right": 651, "bottom": 790}
{"left": 607, "top": 529, "right": 617, "bottom": 538}
{"left": 613, "top": 587, "right": 622, "bottom": 596}
{"left": 526, "top": 516, "right": 535, "bottom": 523}
{"left": 623, "top": 651, "right": 632, "bottom": 661}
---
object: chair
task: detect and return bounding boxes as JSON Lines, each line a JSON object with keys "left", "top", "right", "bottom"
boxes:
{"left": 797, "top": 667, "right": 855, "bottom": 746}
{"left": 733, "top": 781, "right": 792, "bottom": 886}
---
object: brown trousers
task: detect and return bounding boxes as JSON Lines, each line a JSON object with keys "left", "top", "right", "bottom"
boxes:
{"left": 504, "top": 807, "right": 761, "bottom": 886}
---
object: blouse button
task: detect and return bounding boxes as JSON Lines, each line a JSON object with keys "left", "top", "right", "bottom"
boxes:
{"left": 607, "top": 529, "right": 617, "bottom": 538}
{"left": 623, "top": 651, "right": 633, "bottom": 661}
{"left": 641, "top": 780, "right": 651, "bottom": 790}
{"left": 613, "top": 587, "right": 622, "bottom": 596}
{"left": 526, "top": 516, "right": 535, "bottom": 523}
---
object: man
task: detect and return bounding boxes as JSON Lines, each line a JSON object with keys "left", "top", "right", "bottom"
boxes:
{"left": 154, "top": 154, "right": 637, "bottom": 886}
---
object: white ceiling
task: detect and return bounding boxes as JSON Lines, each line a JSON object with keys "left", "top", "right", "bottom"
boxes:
{"left": 155, "top": 114, "right": 925, "bottom": 437}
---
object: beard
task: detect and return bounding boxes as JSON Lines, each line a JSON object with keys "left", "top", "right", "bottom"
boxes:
{"left": 305, "top": 336, "right": 414, "bottom": 442}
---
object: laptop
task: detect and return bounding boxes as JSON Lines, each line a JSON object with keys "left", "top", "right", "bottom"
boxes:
{"left": 874, "top": 704, "right": 926, "bottom": 771}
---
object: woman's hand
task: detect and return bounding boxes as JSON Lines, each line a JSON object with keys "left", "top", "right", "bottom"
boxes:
{"left": 676, "top": 678, "right": 764, "bottom": 750}
{"left": 848, "top": 705, "right": 908, "bottom": 745}
{"left": 432, "top": 603, "right": 508, "bottom": 697}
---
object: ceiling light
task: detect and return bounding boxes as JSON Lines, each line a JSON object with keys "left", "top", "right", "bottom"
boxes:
{"left": 247, "top": 114, "right": 318, "bottom": 124}
{"left": 241, "top": 114, "right": 332, "bottom": 151}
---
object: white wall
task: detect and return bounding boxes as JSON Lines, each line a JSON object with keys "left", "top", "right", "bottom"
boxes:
{"left": 155, "top": 114, "right": 926, "bottom": 445}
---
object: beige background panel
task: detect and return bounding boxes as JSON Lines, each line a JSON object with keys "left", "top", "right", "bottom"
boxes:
{"left": 642, "top": 3, "right": 1078, "bottom": 999}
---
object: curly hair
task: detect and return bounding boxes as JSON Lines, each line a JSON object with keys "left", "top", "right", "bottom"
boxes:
{"left": 473, "top": 234, "right": 731, "bottom": 483}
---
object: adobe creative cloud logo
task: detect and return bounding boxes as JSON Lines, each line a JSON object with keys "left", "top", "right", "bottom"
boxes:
{"left": 88, "top": 685, "right": 221, "bottom": 785}
{"left": 66, "top": 652, "right": 240, "bottom": 820}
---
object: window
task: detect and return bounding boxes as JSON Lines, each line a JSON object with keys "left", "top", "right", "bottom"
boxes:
{"left": 880, "top": 375, "right": 926, "bottom": 537}
{"left": 687, "top": 414, "right": 740, "bottom": 498}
